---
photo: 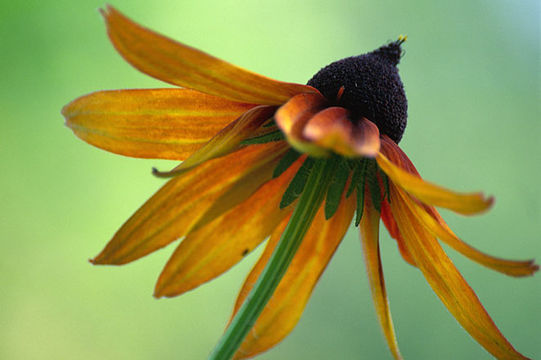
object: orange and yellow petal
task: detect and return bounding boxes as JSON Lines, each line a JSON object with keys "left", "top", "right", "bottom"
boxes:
{"left": 402, "top": 195, "right": 538, "bottom": 277}
{"left": 390, "top": 185, "right": 530, "bottom": 360}
{"left": 157, "top": 105, "right": 277, "bottom": 177}
{"left": 102, "top": 6, "right": 316, "bottom": 105}
{"left": 153, "top": 156, "right": 303, "bottom": 298}
{"left": 62, "top": 88, "right": 255, "bottom": 160}
{"left": 91, "top": 142, "right": 287, "bottom": 265}
{"left": 381, "top": 200, "right": 416, "bottom": 267}
{"left": 230, "top": 189, "right": 356, "bottom": 359}
{"left": 360, "top": 194, "right": 402, "bottom": 360}
{"left": 377, "top": 150, "right": 493, "bottom": 215}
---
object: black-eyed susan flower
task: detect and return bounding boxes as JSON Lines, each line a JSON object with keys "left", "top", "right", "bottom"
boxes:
{"left": 62, "top": 7, "right": 538, "bottom": 360}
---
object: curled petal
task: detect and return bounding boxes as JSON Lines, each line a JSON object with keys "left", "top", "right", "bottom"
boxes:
{"left": 154, "top": 105, "right": 276, "bottom": 177}
{"left": 354, "top": 117, "right": 381, "bottom": 156}
{"left": 401, "top": 193, "right": 538, "bottom": 277}
{"left": 63, "top": 89, "right": 255, "bottom": 160}
{"left": 380, "top": 135, "right": 419, "bottom": 175}
{"left": 102, "top": 7, "right": 316, "bottom": 105}
{"left": 275, "top": 92, "right": 329, "bottom": 156}
{"left": 377, "top": 152, "right": 493, "bottom": 215}
{"left": 303, "top": 109, "right": 380, "bottom": 157}
{"left": 390, "top": 185, "right": 531, "bottom": 360}
{"left": 91, "top": 142, "right": 287, "bottom": 265}
{"left": 231, "top": 189, "right": 356, "bottom": 359}
{"left": 360, "top": 195, "right": 403, "bottom": 359}
{"left": 153, "top": 156, "right": 303, "bottom": 298}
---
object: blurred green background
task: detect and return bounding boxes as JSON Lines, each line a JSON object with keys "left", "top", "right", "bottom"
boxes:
{"left": 1, "top": 0, "right": 539, "bottom": 359}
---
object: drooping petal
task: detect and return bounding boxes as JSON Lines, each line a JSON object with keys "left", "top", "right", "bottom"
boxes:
{"left": 381, "top": 199, "right": 416, "bottom": 267}
{"left": 91, "top": 142, "right": 287, "bottom": 265}
{"left": 62, "top": 88, "right": 255, "bottom": 160}
{"left": 153, "top": 156, "right": 304, "bottom": 298}
{"left": 303, "top": 109, "right": 380, "bottom": 157}
{"left": 401, "top": 193, "right": 538, "bottom": 277}
{"left": 390, "top": 185, "right": 531, "bottom": 360}
{"left": 102, "top": 6, "right": 316, "bottom": 105}
{"left": 360, "top": 193, "right": 403, "bottom": 360}
{"left": 154, "top": 105, "right": 276, "bottom": 176}
{"left": 355, "top": 117, "right": 381, "bottom": 156}
{"left": 275, "top": 92, "right": 329, "bottom": 156}
{"left": 380, "top": 135, "right": 419, "bottom": 175}
{"left": 377, "top": 152, "right": 493, "bottom": 215}
{"left": 231, "top": 190, "right": 356, "bottom": 359}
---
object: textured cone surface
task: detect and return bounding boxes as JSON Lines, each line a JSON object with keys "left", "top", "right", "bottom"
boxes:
{"left": 307, "top": 41, "right": 407, "bottom": 143}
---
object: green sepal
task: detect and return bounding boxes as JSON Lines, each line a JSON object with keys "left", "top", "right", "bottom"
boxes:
{"left": 353, "top": 159, "right": 369, "bottom": 226}
{"left": 262, "top": 118, "right": 277, "bottom": 127}
{"left": 354, "top": 181, "right": 366, "bottom": 226}
{"left": 241, "top": 130, "right": 285, "bottom": 145}
{"left": 325, "top": 159, "right": 350, "bottom": 219}
{"left": 346, "top": 159, "right": 366, "bottom": 198}
{"left": 279, "top": 157, "right": 315, "bottom": 209}
{"left": 273, "top": 148, "right": 301, "bottom": 178}
{"left": 367, "top": 160, "right": 382, "bottom": 212}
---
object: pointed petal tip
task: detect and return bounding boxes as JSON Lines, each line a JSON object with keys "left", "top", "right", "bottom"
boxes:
{"left": 529, "top": 261, "right": 539, "bottom": 274}
{"left": 99, "top": 5, "right": 115, "bottom": 21}
{"left": 89, "top": 254, "right": 107, "bottom": 265}
{"left": 153, "top": 282, "right": 166, "bottom": 298}
{"left": 478, "top": 194, "right": 494, "bottom": 214}
{"left": 100, "top": 4, "right": 114, "bottom": 16}
{"left": 153, "top": 287, "right": 164, "bottom": 299}
{"left": 153, "top": 278, "right": 182, "bottom": 299}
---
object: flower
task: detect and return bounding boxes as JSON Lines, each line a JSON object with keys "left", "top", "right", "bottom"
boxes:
{"left": 62, "top": 6, "right": 538, "bottom": 360}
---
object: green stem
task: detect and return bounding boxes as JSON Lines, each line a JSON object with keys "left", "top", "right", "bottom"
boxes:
{"left": 208, "top": 158, "right": 337, "bottom": 360}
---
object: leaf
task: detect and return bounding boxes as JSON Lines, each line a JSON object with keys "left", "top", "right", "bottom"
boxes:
{"left": 325, "top": 159, "right": 350, "bottom": 219}
{"left": 241, "top": 130, "right": 285, "bottom": 145}
{"left": 279, "top": 157, "right": 315, "bottom": 209}
{"left": 273, "top": 148, "right": 302, "bottom": 178}
{"left": 346, "top": 160, "right": 362, "bottom": 198}
{"left": 367, "top": 160, "right": 382, "bottom": 212}
{"left": 354, "top": 160, "right": 368, "bottom": 226}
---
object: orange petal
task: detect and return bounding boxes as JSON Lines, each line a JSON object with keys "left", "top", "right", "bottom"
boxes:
{"left": 381, "top": 200, "right": 416, "bottom": 267}
{"left": 400, "top": 192, "right": 537, "bottom": 277}
{"left": 63, "top": 88, "right": 255, "bottom": 160}
{"left": 380, "top": 135, "right": 419, "bottom": 175}
{"left": 231, "top": 190, "right": 356, "bottom": 359}
{"left": 354, "top": 117, "right": 381, "bottom": 156}
{"left": 303, "top": 109, "right": 380, "bottom": 157}
{"left": 390, "top": 185, "right": 531, "bottom": 360}
{"left": 153, "top": 156, "right": 303, "bottom": 298}
{"left": 377, "top": 152, "right": 493, "bottom": 215}
{"left": 102, "top": 7, "right": 316, "bottom": 105}
{"left": 155, "top": 105, "right": 276, "bottom": 177}
{"left": 275, "top": 92, "right": 330, "bottom": 156}
{"left": 360, "top": 195, "right": 403, "bottom": 360}
{"left": 91, "top": 142, "right": 287, "bottom": 265}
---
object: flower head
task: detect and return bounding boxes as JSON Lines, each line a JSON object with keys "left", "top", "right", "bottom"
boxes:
{"left": 62, "top": 7, "right": 537, "bottom": 359}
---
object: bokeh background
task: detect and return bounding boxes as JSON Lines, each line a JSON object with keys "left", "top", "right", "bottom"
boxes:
{"left": 1, "top": 0, "right": 539, "bottom": 359}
